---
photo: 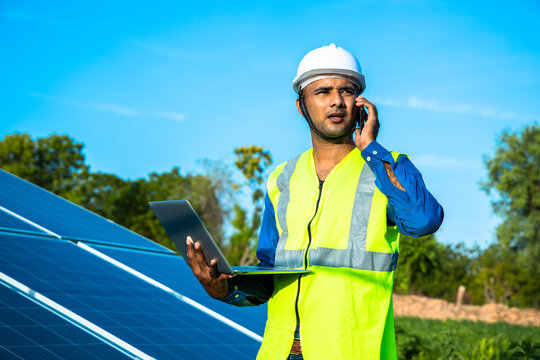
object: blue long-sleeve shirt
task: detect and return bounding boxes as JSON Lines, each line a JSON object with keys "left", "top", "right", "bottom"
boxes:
{"left": 361, "top": 141, "right": 444, "bottom": 238}
{"left": 222, "top": 141, "right": 444, "bottom": 305}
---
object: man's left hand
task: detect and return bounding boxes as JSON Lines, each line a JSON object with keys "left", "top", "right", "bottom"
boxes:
{"left": 354, "top": 96, "right": 379, "bottom": 151}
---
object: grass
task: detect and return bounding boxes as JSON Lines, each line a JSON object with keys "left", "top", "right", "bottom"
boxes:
{"left": 395, "top": 316, "right": 540, "bottom": 359}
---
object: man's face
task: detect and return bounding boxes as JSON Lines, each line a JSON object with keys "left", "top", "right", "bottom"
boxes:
{"left": 297, "top": 77, "right": 358, "bottom": 140}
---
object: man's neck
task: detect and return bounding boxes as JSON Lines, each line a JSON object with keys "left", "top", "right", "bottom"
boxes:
{"left": 311, "top": 134, "right": 355, "bottom": 181}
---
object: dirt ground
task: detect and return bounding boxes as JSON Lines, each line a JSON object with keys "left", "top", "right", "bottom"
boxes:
{"left": 393, "top": 295, "right": 540, "bottom": 327}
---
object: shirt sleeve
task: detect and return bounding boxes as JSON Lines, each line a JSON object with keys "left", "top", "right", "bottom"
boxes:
{"left": 256, "top": 192, "right": 280, "bottom": 267}
{"left": 220, "top": 192, "right": 278, "bottom": 306}
{"left": 360, "top": 141, "right": 444, "bottom": 237}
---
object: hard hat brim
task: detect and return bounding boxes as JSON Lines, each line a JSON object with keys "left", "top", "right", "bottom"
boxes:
{"left": 293, "top": 68, "right": 366, "bottom": 95}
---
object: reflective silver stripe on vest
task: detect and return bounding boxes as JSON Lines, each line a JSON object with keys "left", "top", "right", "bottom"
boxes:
{"left": 348, "top": 161, "right": 377, "bottom": 252}
{"left": 274, "top": 156, "right": 399, "bottom": 272}
{"left": 309, "top": 248, "right": 399, "bottom": 272}
{"left": 311, "top": 164, "right": 398, "bottom": 272}
{"left": 274, "top": 155, "right": 303, "bottom": 268}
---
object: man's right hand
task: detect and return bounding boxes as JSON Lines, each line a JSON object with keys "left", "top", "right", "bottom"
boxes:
{"left": 185, "top": 236, "right": 232, "bottom": 299}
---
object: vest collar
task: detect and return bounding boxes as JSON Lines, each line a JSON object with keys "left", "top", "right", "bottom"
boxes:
{"left": 307, "top": 147, "right": 363, "bottom": 183}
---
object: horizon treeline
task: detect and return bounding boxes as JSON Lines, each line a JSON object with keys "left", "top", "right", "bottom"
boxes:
{"left": 0, "top": 126, "right": 538, "bottom": 309}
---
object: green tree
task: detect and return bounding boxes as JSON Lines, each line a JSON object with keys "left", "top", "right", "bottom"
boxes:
{"left": 395, "top": 234, "right": 475, "bottom": 302}
{"left": 471, "top": 243, "right": 521, "bottom": 305}
{"left": 0, "top": 133, "right": 88, "bottom": 196}
{"left": 432, "top": 243, "right": 475, "bottom": 302}
{"left": 395, "top": 234, "right": 443, "bottom": 294}
{"left": 480, "top": 123, "right": 540, "bottom": 307}
{"left": 142, "top": 168, "right": 225, "bottom": 250}
{"left": 226, "top": 146, "right": 272, "bottom": 265}
{"left": 66, "top": 172, "right": 127, "bottom": 218}
{"left": 0, "top": 133, "right": 226, "bottom": 253}
{"left": 70, "top": 167, "right": 225, "bottom": 252}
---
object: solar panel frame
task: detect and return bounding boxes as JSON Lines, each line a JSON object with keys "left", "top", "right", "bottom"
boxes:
{"left": 0, "top": 208, "right": 47, "bottom": 235}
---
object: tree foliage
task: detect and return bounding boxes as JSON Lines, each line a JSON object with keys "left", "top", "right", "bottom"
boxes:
{"left": 395, "top": 234, "right": 474, "bottom": 302}
{"left": 479, "top": 123, "right": 540, "bottom": 307}
{"left": 0, "top": 133, "right": 273, "bottom": 265}
{"left": 226, "top": 146, "right": 273, "bottom": 265}
{"left": 480, "top": 124, "right": 540, "bottom": 251}
{"left": 69, "top": 168, "right": 225, "bottom": 252}
{"left": 4, "top": 128, "right": 539, "bottom": 308}
{"left": 0, "top": 133, "right": 224, "bottom": 252}
{"left": 0, "top": 133, "right": 88, "bottom": 196}
{"left": 396, "top": 124, "right": 540, "bottom": 307}
{"left": 395, "top": 234, "right": 442, "bottom": 294}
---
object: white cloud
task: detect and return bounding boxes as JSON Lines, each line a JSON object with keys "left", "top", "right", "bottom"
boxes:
{"left": 86, "top": 103, "right": 141, "bottom": 116}
{"left": 153, "top": 110, "right": 186, "bottom": 122}
{"left": 375, "top": 96, "right": 536, "bottom": 121}
{"left": 413, "top": 154, "right": 481, "bottom": 169}
{"left": 29, "top": 92, "right": 185, "bottom": 121}
{"left": 29, "top": 92, "right": 141, "bottom": 116}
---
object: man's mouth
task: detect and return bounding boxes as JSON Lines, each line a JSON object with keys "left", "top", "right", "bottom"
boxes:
{"left": 328, "top": 112, "right": 346, "bottom": 122}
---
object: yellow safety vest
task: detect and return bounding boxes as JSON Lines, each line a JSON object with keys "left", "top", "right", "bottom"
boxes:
{"left": 257, "top": 147, "right": 400, "bottom": 360}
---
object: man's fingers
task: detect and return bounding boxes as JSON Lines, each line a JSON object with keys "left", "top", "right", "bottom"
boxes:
{"left": 356, "top": 98, "right": 378, "bottom": 126}
{"left": 369, "top": 103, "right": 378, "bottom": 119}
{"left": 354, "top": 97, "right": 380, "bottom": 150}
{"left": 357, "top": 101, "right": 377, "bottom": 118}
{"left": 356, "top": 97, "right": 377, "bottom": 113}
{"left": 194, "top": 241, "right": 209, "bottom": 271}
{"left": 185, "top": 238, "right": 230, "bottom": 299}
{"left": 209, "top": 258, "right": 219, "bottom": 279}
{"left": 186, "top": 236, "right": 195, "bottom": 268}
{"left": 355, "top": 95, "right": 371, "bottom": 103}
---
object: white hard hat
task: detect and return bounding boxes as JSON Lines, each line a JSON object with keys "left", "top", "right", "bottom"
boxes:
{"left": 293, "top": 43, "right": 366, "bottom": 94}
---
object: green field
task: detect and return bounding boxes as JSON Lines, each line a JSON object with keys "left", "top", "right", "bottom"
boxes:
{"left": 395, "top": 317, "right": 540, "bottom": 359}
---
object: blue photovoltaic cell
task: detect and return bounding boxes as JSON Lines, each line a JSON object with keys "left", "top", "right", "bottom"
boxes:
{"left": 93, "top": 245, "right": 268, "bottom": 336}
{"left": 0, "top": 209, "right": 45, "bottom": 234}
{"left": 0, "top": 284, "right": 131, "bottom": 360}
{"left": 0, "top": 170, "right": 169, "bottom": 253}
{"left": 0, "top": 233, "right": 260, "bottom": 359}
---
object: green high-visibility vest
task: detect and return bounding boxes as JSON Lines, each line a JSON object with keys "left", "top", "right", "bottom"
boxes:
{"left": 257, "top": 147, "right": 400, "bottom": 360}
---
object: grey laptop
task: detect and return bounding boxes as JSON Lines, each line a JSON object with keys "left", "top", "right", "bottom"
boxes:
{"left": 149, "top": 200, "right": 311, "bottom": 276}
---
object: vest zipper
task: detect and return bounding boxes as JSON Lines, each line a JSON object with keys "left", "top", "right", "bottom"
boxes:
{"left": 293, "top": 179, "right": 324, "bottom": 340}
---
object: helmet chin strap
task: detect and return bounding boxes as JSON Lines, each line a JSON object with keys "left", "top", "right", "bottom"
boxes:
{"left": 298, "top": 91, "right": 356, "bottom": 143}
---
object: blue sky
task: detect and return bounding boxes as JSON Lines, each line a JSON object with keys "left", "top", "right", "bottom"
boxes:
{"left": 1, "top": 0, "right": 539, "bottom": 249}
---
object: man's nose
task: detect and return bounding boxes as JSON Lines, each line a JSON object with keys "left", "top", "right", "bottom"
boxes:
{"left": 330, "top": 92, "right": 345, "bottom": 107}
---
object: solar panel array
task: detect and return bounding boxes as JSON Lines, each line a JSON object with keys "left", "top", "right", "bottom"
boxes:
{"left": 0, "top": 169, "right": 267, "bottom": 359}
{"left": 0, "top": 284, "right": 132, "bottom": 360}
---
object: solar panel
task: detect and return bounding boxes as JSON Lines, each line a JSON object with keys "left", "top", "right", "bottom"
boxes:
{"left": 0, "top": 283, "right": 132, "bottom": 360}
{"left": 0, "top": 232, "right": 260, "bottom": 359}
{"left": 0, "top": 170, "right": 169, "bottom": 253}
{"left": 90, "top": 245, "right": 268, "bottom": 336}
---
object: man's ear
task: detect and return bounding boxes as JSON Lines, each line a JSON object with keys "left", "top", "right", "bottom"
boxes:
{"left": 296, "top": 97, "right": 304, "bottom": 118}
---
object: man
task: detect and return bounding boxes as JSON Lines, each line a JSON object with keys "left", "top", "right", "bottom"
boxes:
{"left": 186, "top": 44, "right": 444, "bottom": 359}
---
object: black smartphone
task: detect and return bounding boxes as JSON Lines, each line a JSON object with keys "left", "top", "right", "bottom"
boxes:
{"left": 357, "top": 105, "right": 368, "bottom": 131}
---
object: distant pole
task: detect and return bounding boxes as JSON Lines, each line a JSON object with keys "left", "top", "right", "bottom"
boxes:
{"left": 456, "top": 285, "right": 466, "bottom": 310}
